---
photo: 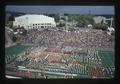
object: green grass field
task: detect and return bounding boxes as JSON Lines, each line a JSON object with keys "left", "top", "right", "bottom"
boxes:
{"left": 6, "top": 45, "right": 114, "bottom": 68}
{"left": 98, "top": 51, "right": 114, "bottom": 67}
{"left": 5, "top": 44, "right": 30, "bottom": 56}
{"left": 5, "top": 45, "right": 114, "bottom": 78}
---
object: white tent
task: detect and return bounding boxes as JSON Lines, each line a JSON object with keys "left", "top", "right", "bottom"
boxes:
{"left": 108, "top": 27, "right": 114, "bottom": 32}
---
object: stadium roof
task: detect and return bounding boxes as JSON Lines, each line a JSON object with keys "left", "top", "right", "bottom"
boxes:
{"left": 15, "top": 14, "right": 55, "bottom": 24}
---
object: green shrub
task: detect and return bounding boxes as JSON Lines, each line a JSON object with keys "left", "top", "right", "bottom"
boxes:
{"left": 93, "top": 23, "right": 108, "bottom": 31}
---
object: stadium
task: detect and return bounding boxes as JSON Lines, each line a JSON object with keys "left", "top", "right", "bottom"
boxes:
{"left": 13, "top": 14, "right": 56, "bottom": 30}
{"left": 5, "top": 5, "right": 115, "bottom": 79}
{"left": 5, "top": 28, "right": 114, "bottom": 79}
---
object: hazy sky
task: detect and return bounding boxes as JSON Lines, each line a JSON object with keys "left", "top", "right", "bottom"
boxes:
{"left": 5, "top": 5, "right": 114, "bottom": 15}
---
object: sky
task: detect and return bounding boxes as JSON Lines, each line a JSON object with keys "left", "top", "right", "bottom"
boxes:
{"left": 5, "top": 5, "right": 114, "bottom": 15}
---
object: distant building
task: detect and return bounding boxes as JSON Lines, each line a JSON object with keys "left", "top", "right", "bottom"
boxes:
{"left": 93, "top": 16, "right": 114, "bottom": 27}
{"left": 93, "top": 16, "right": 106, "bottom": 24}
{"left": 13, "top": 14, "right": 56, "bottom": 30}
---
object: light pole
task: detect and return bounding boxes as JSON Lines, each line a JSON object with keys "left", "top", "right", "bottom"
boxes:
{"left": 65, "top": 16, "right": 68, "bottom": 31}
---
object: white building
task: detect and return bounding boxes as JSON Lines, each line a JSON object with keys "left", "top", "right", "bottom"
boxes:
{"left": 93, "top": 16, "right": 114, "bottom": 27}
{"left": 13, "top": 14, "right": 56, "bottom": 30}
{"left": 93, "top": 16, "right": 106, "bottom": 24}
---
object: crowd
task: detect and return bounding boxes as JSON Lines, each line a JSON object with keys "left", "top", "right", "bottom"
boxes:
{"left": 5, "top": 30, "right": 14, "bottom": 47}
{"left": 88, "top": 66, "right": 105, "bottom": 78}
{"left": 16, "top": 29, "right": 114, "bottom": 48}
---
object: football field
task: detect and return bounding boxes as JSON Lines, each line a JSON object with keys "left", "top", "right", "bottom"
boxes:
{"left": 5, "top": 44, "right": 31, "bottom": 64}
{"left": 5, "top": 44, "right": 115, "bottom": 78}
{"left": 5, "top": 44, "right": 30, "bottom": 56}
{"left": 98, "top": 50, "right": 114, "bottom": 67}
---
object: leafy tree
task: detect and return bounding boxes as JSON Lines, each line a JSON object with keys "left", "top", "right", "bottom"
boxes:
{"left": 48, "top": 14, "right": 55, "bottom": 17}
{"left": 68, "top": 15, "right": 94, "bottom": 27}
{"left": 61, "top": 17, "right": 66, "bottom": 21}
{"left": 68, "top": 16, "right": 72, "bottom": 22}
{"left": 54, "top": 15, "right": 60, "bottom": 22}
{"left": 101, "top": 19, "right": 104, "bottom": 24}
{"left": 12, "top": 36, "right": 17, "bottom": 42}
{"left": 58, "top": 22, "right": 65, "bottom": 27}
{"left": 112, "top": 20, "right": 115, "bottom": 28}
{"left": 7, "top": 21, "right": 13, "bottom": 28}
{"left": 9, "top": 15, "right": 15, "bottom": 21}
{"left": 93, "top": 23, "right": 108, "bottom": 31}
{"left": 106, "top": 20, "right": 111, "bottom": 27}
{"left": 64, "top": 13, "right": 69, "bottom": 16}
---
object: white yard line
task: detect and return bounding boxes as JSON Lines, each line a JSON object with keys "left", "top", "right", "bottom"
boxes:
{"left": 6, "top": 75, "right": 22, "bottom": 79}
{"left": 44, "top": 54, "right": 49, "bottom": 60}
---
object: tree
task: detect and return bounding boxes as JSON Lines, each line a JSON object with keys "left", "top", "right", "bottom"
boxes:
{"left": 106, "top": 20, "right": 111, "bottom": 27}
{"left": 101, "top": 19, "right": 104, "bottom": 24}
{"left": 7, "top": 21, "right": 13, "bottom": 28}
{"left": 58, "top": 22, "right": 65, "bottom": 27}
{"left": 64, "top": 13, "right": 69, "bottom": 16}
{"left": 93, "top": 23, "right": 108, "bottom": 31}
{"left": 68, "top": 16, "right": 72, "bottom": 22}
{"left": 9, "top": 15, "right": 15, "bottom": 21}
{"left": 69, "top": 15, "right": 95, "bottom": 27}
{"left": 54, "top": 15, "right": 60, "bottom": 22}
{"left": 12, "top": 36, "right": 17, "bottom": 42}
{"left": 48, "top": 14, "right": 55, "bottom": 17}
{"left": 22, "top": 28, "right": 27, "bottom": 35}
{"left": 112, "top": 20, "right": 115, "bottom": 28}
{"left": 61, "top": 17, "right": 66, "bottom": 21}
